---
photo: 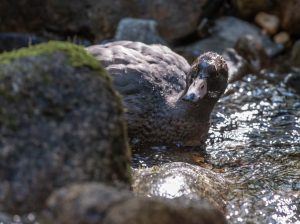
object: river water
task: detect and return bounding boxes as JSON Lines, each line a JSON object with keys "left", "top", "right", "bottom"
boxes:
{"left": 133, "top": 74, "right": 300, "bottom": 224}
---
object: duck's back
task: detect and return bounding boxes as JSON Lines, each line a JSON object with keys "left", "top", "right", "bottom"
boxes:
{"left": 87, "top": 41, "right": 189, "bottom": 101}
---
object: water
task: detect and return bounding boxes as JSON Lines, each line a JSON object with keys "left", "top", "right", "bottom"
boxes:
{"left": 132, "top": 74, "right": 300, "bottom": 224}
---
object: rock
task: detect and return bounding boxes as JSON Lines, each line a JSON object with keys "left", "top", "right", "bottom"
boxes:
{"left": 0, "top": 0, "right": 129, "bottom": 41}
{"left": 128, "top": 0, "right": 209, "bottom": 42}
{"left": 114, "top": 18, "right": 167, "bottom": 45}
{"left": 291, "top": 40, "right": 300, "bottom": 68}
{"left": 132, "top": 162, "right": 229, "bottom": 212}
{"left": 284, "top": 72, "right": 300, "bottom": 94}
{"left": 255, "top": 12, "right": 280, "bottom": 35}
{"left": 278, "top": 0, "right": 300, "bottom": 36}
{"left": 234, "top": 35, "right": 268, "bottom": 71}
{"left": 0, "top": 41, "right": 130, "bottom": 213}
{"left": 0, "top": 213, "right": 13, "bottom": 224}
{"left": 223, "top": 48, "right": 252, "bottom": 83}
{"left": 231, "top": 0, "right": 272, "bottom": 17}
{"left": 177, "top": 17, "right": 281, "bottom": 62}
{"left": 273, "top": 32, "right": 290, "bottom": 45}
{"left": 0, "top": 32, "right": 46, "bottom": 53}
{"left": 0, "top": 0, "right": 217, "bottom": 43}
{"left": 46, "top": 182, "right": 227, "bottom": 224}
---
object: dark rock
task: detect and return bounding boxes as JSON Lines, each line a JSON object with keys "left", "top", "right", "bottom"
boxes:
{"left": 231, "top": 0, "right": 272, "bottom": 17}
{"left": 46, "top": 182, "right": 227, "bottom": 224}
{"left": 278, "top": 0, "right": 300, "bottom": 36}
{"left": 0, "top": 0, "right": 218, "bottom": 43}
{"left": 132, "top": 162, "right": 229, "bottom": 212}
{"left": 87, "top": 41, "right": 228, "bottom": 147}
{"left": 0, "top": 41, "right": 130, "bottom": 213}
{"left": 284, "top": 72, "right": 300, "bottom": 94}
{"left": 291, "top": 40, "right": 300, "bottom": 68}
{"left": 223, "top": 48, "right": 252, "bottom": 83}
{"left": 0, "top": 32, "right": 45, "bottom": 53}
{"left": 114, "top": 18, "right": 167, "bottom": 45}
{"left": 128, "top": 0, "right": 208, "bottom": 42}
{"left": 0, "top": 0, "right": 128, "bottom": 41}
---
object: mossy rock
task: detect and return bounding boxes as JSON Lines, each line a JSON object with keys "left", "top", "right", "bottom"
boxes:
{"left": 0, "top": 41, "right": 131, "bottom": 213}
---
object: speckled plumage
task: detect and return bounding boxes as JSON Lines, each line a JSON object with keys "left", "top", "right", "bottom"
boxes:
{"left": 87, "top": 41, "right": 228, "bottom": 147}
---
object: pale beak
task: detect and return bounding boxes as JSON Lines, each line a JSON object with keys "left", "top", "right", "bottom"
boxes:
{"left": 182, "top": 78, "right": 207, "bottom": 102}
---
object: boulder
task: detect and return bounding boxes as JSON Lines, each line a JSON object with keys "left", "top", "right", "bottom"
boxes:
{"left": 114, "top": 18, "right": 167, "bottom": 45}
{"left": 0, "top": 41, "right": 130, "bottom": 213}
{"left": 176, "top": 17, "right": 282, "bottom": 62}
{"left": 0, "top": 0, "right": 219, "bottom": 42}
{"left": 46, "top": 182, "right": 227, "bottom": 224}
{"left": 278, "top": 0, "right": 300, "bottom": 35}
{"left": 231, "top": 0, "right": 272, "bottom": 17}
{"left": 132, "top": 162, "right": 229, "bottom": 212}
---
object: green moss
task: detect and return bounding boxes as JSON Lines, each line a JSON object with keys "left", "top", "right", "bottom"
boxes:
{"left": 0, "top": 41, "right": 110, "bottom": 81}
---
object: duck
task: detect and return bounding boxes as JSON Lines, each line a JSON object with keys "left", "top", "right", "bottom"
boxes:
{"left": 86, "top": 41, "right": 228, "bottom": 147}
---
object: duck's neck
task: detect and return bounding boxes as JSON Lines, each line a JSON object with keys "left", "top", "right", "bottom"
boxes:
{"left": 170, "top": 94, "right": 218, "bottom": 123}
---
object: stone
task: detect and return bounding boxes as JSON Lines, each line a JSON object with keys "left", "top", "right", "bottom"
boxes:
{"left": 273, "top": 32, "right": 290, "bottom": 45}
{"left": 223, "top": 48, "right": 252, "bottom": 83}
{"left": 231, "top": 0, "right": 272, "bottom": 17}
{"left": 0, "top": 41, "right": 131, "bottom": 213}
{"left": 0, "top": 32, "right": 45, "bottom": 53}
{"left": 255, "top": 12, "right": 280, "bottom": 35}
{"left": 278, "top": 0, "right": 300, "bottom": 35}
{"left": 176, "top": 17, "right": 281, "bottom": 62}
{"left": 284, "top": 72, "right": 300, "bottom": 94}
{"left": 128, "top": 0, "right": 209, "bottom": 42}
{"left": 132, "top": 162, "right": 229, "bottom": 212}
{"left": 0, "top": 0, "right": 216, "bottom": 43}
{"left": 46, "top": 182, "right": 227, "bottom": 224}
{"left": 291, "top": 40, "right": 300, "bottom": 68}
{"left": 114, "top": 18, "right": 167, "bottom": 45}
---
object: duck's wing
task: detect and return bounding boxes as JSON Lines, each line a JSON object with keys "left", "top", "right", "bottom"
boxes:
{"left": 87, "top": 41, "right": 189, "bottom": 93}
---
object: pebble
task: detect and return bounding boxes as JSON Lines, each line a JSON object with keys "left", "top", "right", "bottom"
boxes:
{"left": 255, "top": 12, "right": 280, "bottom": 35}
{"left": 273, "top": 32, "right": 290, "bottom": 45}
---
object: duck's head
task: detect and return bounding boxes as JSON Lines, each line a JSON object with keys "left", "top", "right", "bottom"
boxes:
{"left": 182, "top": 52, "right": 228, "bottom": 103}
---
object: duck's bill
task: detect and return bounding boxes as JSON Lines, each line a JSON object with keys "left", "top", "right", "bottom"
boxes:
{"left": 182, "top": 79, "right": 207, "bottom": 102}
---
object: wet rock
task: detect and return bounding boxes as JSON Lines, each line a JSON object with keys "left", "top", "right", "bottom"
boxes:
{"left": 132, "top": 162, "right": 229, "bottom": 212}
{"left": 291, "top": 40, "right": 300, "bottom": 68}
{"left": 278, "top": 0, "right": 300, "bottom": 36}
{"left": 114, "top": 18, "right": 167, "bottom": 45}
{"left": 0, "top": 32, "right": 45, "bottom": 53}
{"left": 223, "top": 48, "right": 252, "bottom": 83}
{"left": 0, "top": 213, "right": 13, "bottom": 224}
{"left": 231, "top": 0, "right": 272, "bottom": 17}
{"left": 46, "top": 182, "right": 227, "bottom": 224}
{"left": 176, "top": 17, "right": 281, "bottom": 62}
{"left": 234, "top": 35, "right": 268, "bottom": 71}
{"left": 273, "top": 32, "right": 290, "bottom": 46}
{"left": 255, "top": 12, "right": 280, "bottom": 35}
{"left": 0, "top": 41, "right": 130, "bottom": 213}
{"left": 284, "top": 72, "right": 300, "bottom": 94}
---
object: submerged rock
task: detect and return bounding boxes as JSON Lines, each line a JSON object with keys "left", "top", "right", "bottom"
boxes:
{"left": 46, "top": 182, "right": 227, "bottom": 224}
{"left": 133, "top": 162, "right": 229, "bottom": 212}
{"left": 114, "top": 18, "right": 167, "bottom": 45}
{"left": 0, "top": 41, "right": 130, "bottom": 213}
